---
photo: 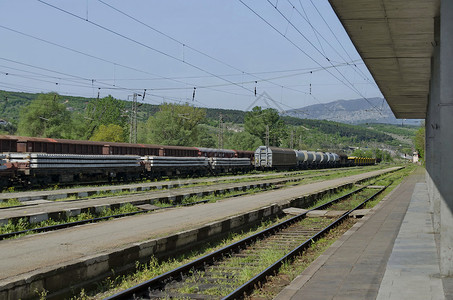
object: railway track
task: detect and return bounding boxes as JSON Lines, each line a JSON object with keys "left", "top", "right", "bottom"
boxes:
{"left": 1, "top": 167, "right": 360, "bottom": 203}
{"left": 105, "top": 184, "right": 387, "bottom": 300}
{"left": 0, "top": 171, "right": 340, "bottom": 240}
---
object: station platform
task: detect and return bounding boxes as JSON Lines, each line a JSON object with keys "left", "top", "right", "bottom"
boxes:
{"left": 275, "top": 167, "right": 449, "bottom": 300}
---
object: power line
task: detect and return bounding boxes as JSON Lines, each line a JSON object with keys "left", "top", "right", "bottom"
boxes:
{"left": 0, "top": 21, "right": 353, "bottom": 111}
{"left": 238, "top": 0, "right": 351, "bottom": 112}
{"left": 93, "top": 0, "right": 342, "bottom": 108}
{"left": 37, "top": 0, "right": 256, "bottom": 96}
{"left": 0, "top": 25, "right": 248, "bottom": 99}
{"left": 305, "top": 0, "right": 375, "bottom": 84}
{"left": 265, "top": 0, "right": 382, "bottom": 115}
{"left": 292, "top": 0, "right": 375, "bottom": 85}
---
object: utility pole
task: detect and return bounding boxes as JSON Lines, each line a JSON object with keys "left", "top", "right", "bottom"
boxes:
{"left": 218, "top": 114, "right": 224, "bottom": 149}
{"left": 129, "top": 93, "right": 138, "bottom": 144}
{"left": 265, "top": 125, "right": 270, "bottom": 147}
{"left": 290, "top": 130, "right": 294, "bottom": 149}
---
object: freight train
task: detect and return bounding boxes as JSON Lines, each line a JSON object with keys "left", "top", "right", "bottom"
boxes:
{"left": 0, "top": 135, "right": 375, "bottom": 188}
{"left": 254, "top": 146, "right": 375, "bottom": 169}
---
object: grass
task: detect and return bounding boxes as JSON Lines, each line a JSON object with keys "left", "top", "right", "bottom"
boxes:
{"left": 0, "top": 203, "right": 139, "bottom": 238}
{"left": 248, "top": 218, "right": 356, "bottom": 299}
{"left": 82, "top": 217, "right": 291, "bottom": 299}
{"left": 0, "top": 198, "right": 21, "bottom": 208}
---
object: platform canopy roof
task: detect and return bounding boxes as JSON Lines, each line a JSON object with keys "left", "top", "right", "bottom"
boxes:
{"left": 329, "top": 0, "right": 440, "bottom": 119}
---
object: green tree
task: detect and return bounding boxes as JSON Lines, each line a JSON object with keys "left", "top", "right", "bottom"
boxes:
{"left": 196, "top": 125, "right": 217, "bottom": 148}
{"left": 226, "top": 131, "right": 263, "bottom": 151}
{"left": 244, "top": 106, "right": 287, "bottom": 146}
{"left": 89, "top": 124, "right": 126, "bottom": 142}
{"left": 85, "top": 95, "right": 128, "bottom": 140}
{"left": 352, "top": 149, "right": 374, "bottom": 158}
{"left": 17, "top": 93, "right": 72, "bottom": 138}
{"left": 414, "top": 125, "right": 425, "bottom": 160}
{"left": 144, "top": 103, "right": 206, "bottom": 146}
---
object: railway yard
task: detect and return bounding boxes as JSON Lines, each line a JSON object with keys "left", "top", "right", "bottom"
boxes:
{"left": 0, "top": 165, "right": 411, "bottom": 299}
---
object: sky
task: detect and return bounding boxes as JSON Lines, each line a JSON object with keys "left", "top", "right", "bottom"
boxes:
{"left": 0, "top": 0, "right": 383, "bottom": 112}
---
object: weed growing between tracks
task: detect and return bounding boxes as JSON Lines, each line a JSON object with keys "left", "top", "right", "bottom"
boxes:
{"left": 77, "top": 217, "right": 292, "bottom": 299}
{"left": 247, "top": 218, "right": 356, "bottom": 299}
{"left": 364, "top": 164, "right": 417, "bottom": 209}
{"left": 0, "top": 203, "right": 139, "bottom": 238}
{"left": 0, "top": 198, "right": 21, "bottom": 208}
{"left": 0, "top": 186, "right": 277, "bottom": 239}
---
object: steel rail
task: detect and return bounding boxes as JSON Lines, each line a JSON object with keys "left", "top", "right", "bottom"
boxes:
{"left": 0, "top": 172, "right": 349, "bottom": 240}
{"left": 223, "top": 184, "right": 388, "bottom": 299}
{"left": 104, "top": 184, "right": 378, "bottom": 300}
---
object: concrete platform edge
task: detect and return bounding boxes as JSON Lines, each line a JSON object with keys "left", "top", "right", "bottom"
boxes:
{"left": 274, "top": 173, "right": 406, "bottom": 300}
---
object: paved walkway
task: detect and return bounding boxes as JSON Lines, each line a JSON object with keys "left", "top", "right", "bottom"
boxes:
{"left": 275, "top": 167, "right": 446, "bottom": 300}
{"left": 376, "top": 182, "right": 443, "bottom": 299}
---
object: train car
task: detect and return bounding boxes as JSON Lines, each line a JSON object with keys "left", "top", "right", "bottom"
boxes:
{"left": 158, "top": 145, "right": 198, "bottom": 157}
{"left": 0, "top": 135, "right": 18, "bottom": 152}
{"left": 234, "top": 149, "right": 255, "bottom": 159}
{"left": 4, "top": 152, "right": 142, "bottom": 185}
{"left": 196, "top": 147, "right": 236, "bottom": 158}
{"left": 313, "top": 152, "right": 324, "bottom": 167}
{"left": 142, "top": 155, "right": 208, "bottom": 177}
{"left": 347, "top": 156, "right": 376, "bottom": 166}
{"left": 208, "top": 157, "right": 252, "bottom": 174}
{"left": 0, "top": 154, "right": 12, "bottom": 188}
{"left": 20, "top": 136, "right": 105, "bottom": 155}
{"left": 254, "top": 146, "right": 297, "bottom": 169}
{"left": 325, "top": 152, "right": 340, "bottom": 167}
{"left": 295, "top": 150, "right": 307, "bottom": 168}
{"left": 103, "top": 142, "right": 160, "bottom": 156}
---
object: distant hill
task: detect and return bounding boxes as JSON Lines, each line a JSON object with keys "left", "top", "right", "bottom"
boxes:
{"left": 284, "top": 97, "right": 421, "bottom": 126}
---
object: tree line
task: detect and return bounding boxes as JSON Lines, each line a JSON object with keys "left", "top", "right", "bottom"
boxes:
{"left": 11, "top": 93, "right": 285, "bottom": 151}
{"left": 4, "top": 92, "right": 407, "bottom": 161}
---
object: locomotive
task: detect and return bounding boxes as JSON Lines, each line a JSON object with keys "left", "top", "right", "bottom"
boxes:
{"left": 0, "top": 135, "right": 375, "bottom": 188}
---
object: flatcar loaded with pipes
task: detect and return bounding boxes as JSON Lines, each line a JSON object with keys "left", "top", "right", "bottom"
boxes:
{"left": 0, "top": 135, "right": 375, "bottom": 189}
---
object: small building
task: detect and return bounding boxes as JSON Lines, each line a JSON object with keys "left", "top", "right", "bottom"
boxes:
{"left": 413, "top": 152, "right": 419, "bottom": 164}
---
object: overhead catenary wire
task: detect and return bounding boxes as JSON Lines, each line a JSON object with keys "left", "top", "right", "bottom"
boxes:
{"left": 0, "top": 25, "right": 249, "bottom": 100}
{"left": 264, "top": 0, "right": 382, "bottom": 115}
{"left": 37, "top": 0, "right": 257, "bottom": 97}
{"left": 0, "top": 20, "right": 360, "bottom": 109}
{"left": 291, "top": 0, "right": 372, "bottom": 84}
{"left": 2, "top": 2, "right": 380, "bottom": 114}
{"left": 92, "top": 0, "right": 344, "bottom": 109}
{"left": 305, "top": 0, "right": 376, "bottom": 85}
{"left": 39, "top": 0, "right": 361, "bottom": 113}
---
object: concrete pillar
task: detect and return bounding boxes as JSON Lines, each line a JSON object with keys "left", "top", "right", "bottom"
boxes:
{"left": 426, "top": 72, "right": 433, "bottom": 209}
{"left": 439, "top": 0, "right": 453, "bottom": 276}
{"left": 427, "top": 21, "right": 441, "bottom": 234}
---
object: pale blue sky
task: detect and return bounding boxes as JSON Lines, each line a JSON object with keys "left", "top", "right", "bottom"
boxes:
{"left": 0, "top": 0, "right": 382, "bottom": 111}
